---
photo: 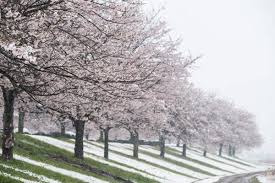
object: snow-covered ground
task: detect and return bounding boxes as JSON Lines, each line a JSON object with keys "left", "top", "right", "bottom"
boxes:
{"left": 193, "top": 176, "right": 224, "bottom": 183}
{"left": 168, "top": 146, "right": 246, "bottom": 173}
{"left": 169, "top": 146, "right": 261, "bottom": 172}
{"left": 1, "top": 148, "right": 103, "bottom": 183}
{"left": 0, "top": 171, "right": 38, "bottom": 183}
{"left": 85, "top": 141, "right": 210, "bottom": 179}
{"left": 28, "top": 135, "right": 264, "bottom": 183}
{"left": 107, "top": 142, "right": 227, "bottom": 176}
{"left": 31, "top": 135, "right": 195, "bottom": 183}
{"left": 0, "top": 163, "right": 61, "bottom": 183}
{"left": 14, "top": 154, "right": 107, "bottom": 183}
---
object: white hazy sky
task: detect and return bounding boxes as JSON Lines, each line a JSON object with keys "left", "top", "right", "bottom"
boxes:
{"left": 147, "top": 0, "right": 275, "bottom": 159}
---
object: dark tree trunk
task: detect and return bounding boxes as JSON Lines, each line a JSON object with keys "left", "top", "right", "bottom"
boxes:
{"left": 104, "top": 128, "right": 110, "bottom": 159}
{"left": 159, "top": 134, "right": 165, "bottom": 158}
{"left": 60, "top": 123, "right": 66, "bottom": 136}
{"left": 74, "top": 120, "right": 85, "bottom": 159}
{"left": 176, "top": 137, "right": 180, "bottom": 147}
{"left": 132, "top": 131, "right": 139, "bottom": 158}
{"left": 129, "top": 132, "right": 134, "bottom": 143}
{"left": 232, "top": 146, "right": 236, "bottom": 157}
{"left": 182, "top": 144, "right": 187, "bottom": 157}
{"left": 85, "top": 133, "right": 89, "bottom": 140}
{"left": 1, "top": 88, "right": 16, "bottom": 160}
{"left": 228, "top": 145, "right": 232, "bottom": 156}
{"left": 219, "top": 143, "right": 223, "bottom": 156}
{"left": 18, "top": 110, "right": 25, "bottom": 134}
{"left": 203, "top": 150, "right": 207, "bottom": 157}
{"left": 98, "top": 130, "right": 104, "bottom": 142}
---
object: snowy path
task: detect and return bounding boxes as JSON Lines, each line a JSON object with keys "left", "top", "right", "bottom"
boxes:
{"left": 31, "top": 135, "right": 193, "bottom": 183}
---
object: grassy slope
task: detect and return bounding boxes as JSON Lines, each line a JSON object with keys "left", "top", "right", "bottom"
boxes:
{"left": 86, "top": 141, "right": 197, "bottom": 179}
{"left": 1, "top": 134, "right": 158, "bottom": 183}
{"left": 170, "top": 146, "right": 251, "bottom": 170}
{"left": 250, "top": 177, "right": 261, "bottom": 183}
{"left": 0, "top": 134, "right": 256, "bottom": 183}
{"left": 0, "top": 175, "right": 22, "bottom": 183}
{"left": 64, "top": 138, "right": 255, "bottom": 178}
{"left": 165, "top": 147, "right": 235, "bottom": 173}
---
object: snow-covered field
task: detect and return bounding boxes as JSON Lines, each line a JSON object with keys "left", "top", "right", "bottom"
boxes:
{"left": 31, "top": 135, "right": 194, "bottom": 183}
{"left": 27, "top": 135, "right": 264, "bottom": 183}
{"left": 169, "top": 146, "right": 260, "bottom": 172}
{"left": 15, "top": 155, "right": 107, "bottom": 183}
{"left": 0, "top": 163, "right": 61, "bottom": 183}
{"left": 1, "top": 140, "right": 109, "bottom": 183}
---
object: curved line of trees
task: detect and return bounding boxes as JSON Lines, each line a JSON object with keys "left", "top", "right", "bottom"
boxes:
{"left": 0, "top": 0, "right": 262, "bottom": 161}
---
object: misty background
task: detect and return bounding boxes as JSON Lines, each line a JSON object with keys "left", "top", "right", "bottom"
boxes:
{"left": 147, "top": 0, "right": 275, "bottom": 161}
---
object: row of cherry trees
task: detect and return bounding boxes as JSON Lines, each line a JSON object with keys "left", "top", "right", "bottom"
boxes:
{"left": 0, "top": 0, "right": 262, "bottom": 161}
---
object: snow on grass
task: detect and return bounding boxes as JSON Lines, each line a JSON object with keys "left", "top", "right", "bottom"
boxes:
{"left": 87, "top": 141, "right": 210, "bottom": 179}
{"left": 170, "top": 146, "right": 257, "bottom": 172}
{"left": 0, "top": 171, "right": 37, "bottom": 183}
{"left": 138, "top": 145, "right": 229, "bottom": 175}
{"left": 0, "top": 163, "right": 61, "bottom": 183}
{"left": 222, "top": 154, "right": 257, "bottom": 167}
{"left": 105, "top": 142, "right": 224, "bottom": 176}
{"left": 30, "top": 135, "right": 177, "bottom": 183}
{"left": 29, "top": 135, "right": 262, "bottom": 183}
{"left": 14, "top": 154, "right": 107, "bottom": 183}
{"left": 193, "top": 176, "right": 224, "bottom": 183}
{"left": 166, "top": 146, "right": 248, "bottom": 174}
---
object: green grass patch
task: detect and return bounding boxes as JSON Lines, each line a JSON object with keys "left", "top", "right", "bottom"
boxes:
{"left": 0, "top": 163, "right": 39, "bottom": 182}
{"left": 0, "top": 158, "right": 84, "bottom": 183}
{"left": 0, "top": 175, "right": 22, "bottom": 183}
{"left": 58, "top": 138, "right": 161, "bottom": 181}
{"left": 250, "top": 177, "right": 261, "bottom": 183}
{"left": 11, "top": 134, "right": 158, "bottom": 183}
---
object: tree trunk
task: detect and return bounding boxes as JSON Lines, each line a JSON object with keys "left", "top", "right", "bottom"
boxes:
{"left": 132, "top": 131, "right": 139, "bottom": 158}
{"left": 176, "top": 137, "right": 180, "bottom": 147}
{"left": 203, "top": 150, "right": 207, "bottom": 157}
{"left": 182, "top": 144, "right": 187, "bottom": 157}
{"left": 18, "top": 110, "right": 25, "bottom": 134}
{"left": 129, "top": 132, "right": 135, "bottom": 143}
{"left": 228, "top": 145, "right": 232, "bottom": 156}
{"left": 98, "top": 130, "right": 104, "bottom": 142}
{"left": 219, "top": 143, "right": 223, "bottom": 156}
{"left": 104, "top": 128, "right": 110, "bottom": 159}
{"left": 159, "top": 134, "right": 165, "bottom": 158}
{"left": 74, "top": 120, "right": 85, "bottom": 159}
{"left": 1, "top": 88, "right": 16, "bottom": 160}
{"left": 60, "top": 123, "right": 66, "bottom": 136}
{"left": 232, "top": 146, "right": 236, "bottom": 157}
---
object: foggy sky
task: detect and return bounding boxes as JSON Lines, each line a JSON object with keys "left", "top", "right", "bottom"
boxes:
{"left": 147, "top": 0, "right": 275, "bottom": 159}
